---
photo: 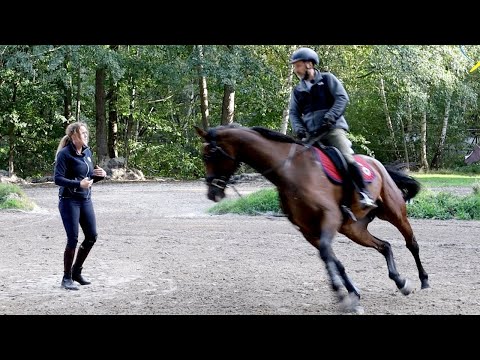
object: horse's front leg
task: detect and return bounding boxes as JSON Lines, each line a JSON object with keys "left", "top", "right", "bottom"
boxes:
{"left": 318, "top": 230, "right": 344, "bottom": 293}
{"left": 304, "top": 226, "right": 363, "bottom": 314}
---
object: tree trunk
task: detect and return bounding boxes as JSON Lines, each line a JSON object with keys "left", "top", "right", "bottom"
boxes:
{"left": 63, "top": 53, "right": 72, "bottom": 121}
{"left": 430, "top": 93, "right": 451, "bottom": 169}
{"left": 8, "top": 82, "right": 17, "bottom": 176}
{"left": 221, "top": 84, "right": 235, "bottom": 125}
{"left": 280, "top": 50, "right": 295, "bottom": 134}
{"left": 221, "top": 45, "right": 235, "bottom": 125}
{"left": 124, "top": 75, "right": 136, "bottom": 168}
{"left": 108, "top": 75, "right": 119, "bottom": 158}
{"left": 8, "top": 120, "right": 14, "bottom": 176}
{"left": 398, "top": 115, "right": 410, "bottom": 171}
{"left": 379, "top": 77, "right": 399, "bottom": 158}
{"left": 75, "top": 64, "right": 81, "bottom": 122}
{"left": 185, "top": 83, "right": 195, "bottom": 121}
{"left": 63, "top": 85, "right": 72, "bottom": 121}
{"left": 420, "top": 108, "right": 429, "bottom": 171}
{"left": 95, "top": 67, "right": 108, "bottom": 163}
{"left": 197, "top": 45, "right": 210, "bottom": 129}
{"left": 405, "top": 96, "right": 415, "bottom": 165}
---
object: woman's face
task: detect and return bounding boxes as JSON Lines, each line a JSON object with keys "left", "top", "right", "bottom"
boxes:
{"left": 74, "top": 126, "right": 89, "bottom": 147}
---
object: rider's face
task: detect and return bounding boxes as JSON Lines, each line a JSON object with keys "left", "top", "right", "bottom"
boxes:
{"left": 293, "top": 61, "right": 307, "bottom": 79}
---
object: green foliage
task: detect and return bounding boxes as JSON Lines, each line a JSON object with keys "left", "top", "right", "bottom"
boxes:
{"left": 1, "top": 45, "right": 480, "bottom": 179}
{"left": 473, "top": 181, "right": 480, "bottom": 194}
{"left": 451, "top": 163, "right": 480, "bottom": 175}
{"left": 413, "top": 173, "right": 480, "bottom": 187}
{"left": 130, "top": 141, "right": 204, "bottom": 180}
{"left": 208, "top": 188, "right": 281, "bottom": 215}
{"left": 407, "top": 190, "right": 480, "bottom": 220}
{"left": 0, "top": 183, "right": 36, "bottom": 210}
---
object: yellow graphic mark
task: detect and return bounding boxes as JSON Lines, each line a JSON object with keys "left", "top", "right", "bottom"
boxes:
{"left": 470, "top": 61, "right": 480, "bottom": 73}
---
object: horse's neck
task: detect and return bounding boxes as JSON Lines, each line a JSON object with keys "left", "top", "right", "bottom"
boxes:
{"left": 236, "top": 136, "right": 290, "bottom": 184}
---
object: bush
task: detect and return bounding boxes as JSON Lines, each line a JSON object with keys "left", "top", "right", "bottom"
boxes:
{"left": 0, "top": 183, "right": 36, "bottom": 210}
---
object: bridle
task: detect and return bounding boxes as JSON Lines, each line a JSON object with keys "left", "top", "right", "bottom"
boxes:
{"left": 203, "top": 128, "right": 237, "bottom": 191}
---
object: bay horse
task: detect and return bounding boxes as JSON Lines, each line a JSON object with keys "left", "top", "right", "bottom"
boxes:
{"left": 195, "top": 124, "right": 430, "bottom": 313}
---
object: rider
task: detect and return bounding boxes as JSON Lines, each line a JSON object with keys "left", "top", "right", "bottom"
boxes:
{"left": 288, "top": 47, "right": 377, "bottom": 211}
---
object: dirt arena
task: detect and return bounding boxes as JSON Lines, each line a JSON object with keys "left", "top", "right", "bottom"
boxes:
{"left": 1, "top": 180, "right": 479, "bottom": 315}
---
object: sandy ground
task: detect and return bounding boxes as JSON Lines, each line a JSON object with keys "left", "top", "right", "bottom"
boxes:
{"left": 1, "top": 180, "right": 480, "bottom": 315}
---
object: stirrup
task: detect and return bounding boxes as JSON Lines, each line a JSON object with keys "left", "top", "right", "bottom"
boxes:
{"left": 341, "top": 205, "right": 357, "bottom": 222}
{"left": 359, "top": 192, "right": 378, "bottom": 209}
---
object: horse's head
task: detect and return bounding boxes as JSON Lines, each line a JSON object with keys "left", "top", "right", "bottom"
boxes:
{"left": 195, "top": 125, "right": 239, "bottom": 202}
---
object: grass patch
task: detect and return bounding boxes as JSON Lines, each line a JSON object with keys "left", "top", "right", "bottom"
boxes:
{"left": 412, "top": 173, "right": 480, "bottom": 188}
{"left": 208, "top": 188, "right": 281, "bottom": 215}
{"left": 0, "top": 183, "right": 36, "bottom": 211}
{"left": 407, "top": 190, "right": 480, "bottom": 220}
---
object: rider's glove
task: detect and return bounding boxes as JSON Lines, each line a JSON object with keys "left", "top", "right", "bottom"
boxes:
{"left": 296, "top": 130, "right": 307, "bottom": 141}
{"left": 322, "top": 114, "right": 336, "bottom": 130}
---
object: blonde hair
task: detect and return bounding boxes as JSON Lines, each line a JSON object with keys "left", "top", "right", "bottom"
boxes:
{"left": 55, "top": 122, "right": 88, "bottom": 161}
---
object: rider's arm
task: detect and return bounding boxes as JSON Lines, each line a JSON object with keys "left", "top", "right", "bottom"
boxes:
{"left": 324, "top": 73, "right": 349, "bottom": 121}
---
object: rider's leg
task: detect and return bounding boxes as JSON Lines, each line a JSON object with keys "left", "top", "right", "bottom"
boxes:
{"left": 322, "top": 129, "right": 377, "bottom": 210}
{"left": 347, "top": 161, "right": 377, "bottom": 209}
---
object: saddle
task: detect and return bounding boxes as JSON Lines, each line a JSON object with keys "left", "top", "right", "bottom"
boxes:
{"left": 312, "top": 145, "right": 375, "bottom": 185}
{"left": 311, "top": 144, "right": 376, "bottom": 221}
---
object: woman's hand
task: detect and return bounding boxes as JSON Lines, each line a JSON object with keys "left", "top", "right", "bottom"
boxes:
{"left": 80, "top": 178, "right": 93, "bottom": 188}
{"left": 93, "top": 166, "right": 107, "bottom": 178}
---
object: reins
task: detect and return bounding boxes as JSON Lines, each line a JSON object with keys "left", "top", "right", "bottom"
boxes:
{"left": 259, "top": 131, "right": 326, "bottom": 178}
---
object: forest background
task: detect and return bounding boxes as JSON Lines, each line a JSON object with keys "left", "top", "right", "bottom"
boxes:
{"left": 1, "top": 45, "right": 479, "bottom": 180}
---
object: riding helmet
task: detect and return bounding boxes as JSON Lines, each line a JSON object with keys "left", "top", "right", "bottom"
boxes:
{"left": 290, "top": 47, "right": 319, "bottom": 65}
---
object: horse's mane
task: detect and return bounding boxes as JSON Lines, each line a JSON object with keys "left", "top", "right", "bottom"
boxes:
{"left": 250, "top": 126, "right": 298, "bottom": 144}
{"left": 209, "top": 124, "right": 300, "bottom": 144}
{"left": 218, "top": 123, "right": 243, "bottom": 129}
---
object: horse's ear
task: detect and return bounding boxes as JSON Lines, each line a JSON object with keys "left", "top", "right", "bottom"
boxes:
{"left": 194, "top": 125, "right": 208, "bottom": 139}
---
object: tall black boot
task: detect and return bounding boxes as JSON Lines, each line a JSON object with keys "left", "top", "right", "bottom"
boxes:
{"left": 72, "top": 245, "right": 92, "bottom": 285}
{"left": 348, "top": 163, "right": 378, "bottom": 210}
{"left": 62, "top": 248, "right": 79, "bottom": 290}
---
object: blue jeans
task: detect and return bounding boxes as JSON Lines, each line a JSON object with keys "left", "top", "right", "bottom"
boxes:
{"left": 59, "top": 197, "right": 97, "bottom": 249}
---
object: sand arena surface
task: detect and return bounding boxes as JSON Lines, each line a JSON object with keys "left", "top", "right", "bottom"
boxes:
{"left": 1, "top": 180, "right": 479, "bottom": 315}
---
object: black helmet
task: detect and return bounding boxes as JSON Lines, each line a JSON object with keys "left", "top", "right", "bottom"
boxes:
{"left": 290, "top": 47, "right": 319, "bottom": 65}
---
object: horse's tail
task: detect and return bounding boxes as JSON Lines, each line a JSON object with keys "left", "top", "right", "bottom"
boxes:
{"left": 385, "top": 165, "right": 421, "bottom": 202}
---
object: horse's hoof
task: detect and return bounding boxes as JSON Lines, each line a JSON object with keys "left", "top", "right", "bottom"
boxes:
{"left": 421, "top": 281, "right": 430, "bottom": 289}
{"left": 399, "top": 278, "right": 413, "bottom": 296}
{"left": 335, "top": 288, "right": 348, "bottom": 303}
{"left": 353, "top": 305, "right": 365, "bottom": 315}
{"left": 339, "top": 292, "right": 361, "bottom": 313}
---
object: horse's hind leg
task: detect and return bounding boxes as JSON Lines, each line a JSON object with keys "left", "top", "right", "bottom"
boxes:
{"left": 341, "top": 218, "right": 413, "bottom": 295}
{"left": 389, "top": 218, "right": 430, "bottom": 289}
{"left": 379, "top": 211, "right": 430, "bottom": 289}
{"left": 406, "top": 235, "right": 430, "bottom": 289}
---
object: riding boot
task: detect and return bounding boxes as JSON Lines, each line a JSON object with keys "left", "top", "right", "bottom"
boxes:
{"left": 72, "top": 245, "right": 92, "bottom": 285}
{"left": 348, "top": 163, "right": 378, "bottom": 210}
{"left": 61, "top": 248, "right": 79, "bottom": 290}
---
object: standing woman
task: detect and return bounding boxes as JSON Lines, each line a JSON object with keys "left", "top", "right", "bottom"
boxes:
{"left": 54, "top": 122, "right": 107, "bottom": 290}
